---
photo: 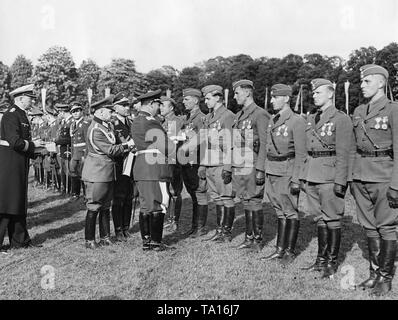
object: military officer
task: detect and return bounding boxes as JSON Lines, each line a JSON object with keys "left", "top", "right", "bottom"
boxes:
{"left": 55, "top": 103, "right": 73, "bottom": 195}
{"left": 300, "top": 78, "right": 353, "bottom": 278}
{"left": 350, "top": 64, "right": 398, "bottom": 296}
{"left": 177, "top": 88, "right": 208, "bottom": 237}
{"left": 111, "top": 96, "right": 135, "bottom": 242}
{"left": 159, "top": 96, "right": 185, "bottom": 232}
{"left": 81, "top": 96, "right": 135, "bottom": 249}
{"left": 196, "top": 84, "right": 235, "bottom": 241}
{"left": 0, "top": 84, "right": 44, "bottom": 251}
{"left": 260, "top": 84, "right": 306, "bottom": 264}
{"left": 131, "top": 89, "right": 176, "bottom": 251}
{"left": 231, "top": 79, "right": 270, "bottom": 250}
{"left": 31, "top": 109, "right": 45, "bottom": 185}
{"left": 69, "top": 102, "right": 90, "bottom": 199}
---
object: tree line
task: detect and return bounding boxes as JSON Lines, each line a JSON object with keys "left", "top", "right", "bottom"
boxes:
{"left": 0, "top": 43, "right": 397, "bottom": 115}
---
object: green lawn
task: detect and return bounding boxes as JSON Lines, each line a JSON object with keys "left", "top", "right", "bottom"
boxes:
{"left": 0, "top": 174, "right": 396, "bottom": 300}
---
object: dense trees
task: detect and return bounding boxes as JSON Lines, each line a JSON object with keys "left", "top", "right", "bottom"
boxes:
{"left": 0, "top": 42, "right": 397, "bottom": 113}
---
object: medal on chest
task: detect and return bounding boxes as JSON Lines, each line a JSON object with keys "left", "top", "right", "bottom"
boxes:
{"left": 320, "top": 123, "right": 334, "bottom": 137}
{"left": 375, "top": 116, "right": 388, "bottom": 130}
{"left": 242, "top": 120, "right": 252, "bottom": 130}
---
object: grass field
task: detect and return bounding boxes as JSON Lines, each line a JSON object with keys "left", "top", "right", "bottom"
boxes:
{"left": 0, "top": 171, "right": 397, "bottom": 300}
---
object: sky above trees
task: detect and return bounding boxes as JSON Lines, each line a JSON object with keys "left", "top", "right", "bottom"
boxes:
{"left": 0, "top": 0, "right": 396, "bottom": 72}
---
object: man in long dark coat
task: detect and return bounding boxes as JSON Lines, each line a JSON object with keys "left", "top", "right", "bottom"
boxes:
{"left": 0, "top": 84, "right": 44, "bottom": 252}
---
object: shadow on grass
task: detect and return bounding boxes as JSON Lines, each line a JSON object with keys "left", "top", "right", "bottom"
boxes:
{"left": 31, "top": 220, "right": 85, "bottom": 245}
{"left": 28, "top": 198, "right": 85, "bottom": 228}
{"left": 28, "top": 194, "right": 65, "bottom": 208}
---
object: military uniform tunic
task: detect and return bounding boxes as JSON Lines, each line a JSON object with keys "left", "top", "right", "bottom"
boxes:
{"left": 131, "top": 111, "right": 176, "bottom": 214}
{"left": 82, "top": 117, "right": 128, "bottom": 211}
{"left": 55, "top": 116, "right": 73, "bottom": 191}
{"left": 201, "top": 104, "right": 235, "bottom": 207}
{"left": 265, "top": 108, "right": 306, "bottom": 219}
{"left": 299, "top": 105, "right": 353, "bottom": 227}
{"left": 350, "top": 96, "right": 398, "bottom": 239}
{"left": 70, "top": 117, "right": 90, "bottom": 178}
{"left": 231, "top": 102, "right": 270, "bottom": 211}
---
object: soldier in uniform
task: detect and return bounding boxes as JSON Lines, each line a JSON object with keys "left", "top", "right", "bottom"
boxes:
{"left": 131, "top": 90, "right": 176, "bottom": 251}
{"left": 350, "top": 64, "right": 398, "bottom": 296}
{"left": 111, "top": 96, "right": 135, "bottom": 242}
{"left": 231, "top": 80, "right": 270, "bottom": 250}
{"left": 81, "top": 96, "right": 135, "bottom": 249}
{"left": 177, "top": 88, "right": 208, "bottom": 236}
{"left": 196, "top": 85, "right": 235, "bottom": 241}
{"left": 31, "top": 109, "right": 45, "bottom": 185}
{"left": 0, "top": 84, "right": 44, "bottom": 251}
{"left": 55, "top": 104, "right": 73, "bottom": 195}
{"left": 260, "top": 84, "right": 306, "bottom": 263}
{"left": 300, "top": 78, "right": 353, "bottom": 278}
{"left": 69, "top": 102, "right": 90, "bottom": 199}
{"left": 159, "top": 96, "right": 185, "bottom": 232}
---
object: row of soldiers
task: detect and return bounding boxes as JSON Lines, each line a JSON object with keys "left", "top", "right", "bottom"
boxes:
{"left": 9, "top": 62, "right": 396, "bottom": 297}
{"left": 109, "top": 63, "right": 394, "bottom": 297}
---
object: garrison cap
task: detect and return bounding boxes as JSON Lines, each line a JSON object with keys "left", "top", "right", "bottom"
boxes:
{"left": 10, "top": 84, "right": 36, "bottom": 99}
{"left": 113, "top": 97, "right": 130, "bottom": 107}
{"left": 54, "top": 103, "right": 70, "bottom": 112}
{"left": 136, "top": 89, "right": 162, "bottom": 104}
{"left": 70, "top": 102, "right": 83, "bottom": 112}
{"left": 160, "top": 96, "right": 177, "bottom": 106}
{"left": 311, "top": 78, "right": 334, "bottom": 91}
{"left": 90, "top": 95, "right": 115, "bottom": 111}
{"left": 271, "top": 84, "right": 292, "bottom": 97}
{"left": 201, "top": 85, "right": 223, "bottom": 96}
{"left": 183, "top": 88, "right": 202, "bottom": 98}
{"left": 232, "top": 79, "right": 254, "bottom": 91}
{"left": 360, "top": 64, "right": 389, "bottom": 80}
{"left": 0, "top": 102, "right": 9, "bottom": 113}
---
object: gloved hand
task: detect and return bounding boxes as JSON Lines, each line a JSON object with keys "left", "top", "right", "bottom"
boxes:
{"left": 198, "top": 166, "right": 206, "bottom": 180}
{"left": 299, "top": 180, "right": 307, "bottom": 193}
{"left": 333, "top": 183, "right": 347, "bottom": 199}
{"left": 255, "top": 170, "right": 265, "bottom": 186}
{"left": 387, "top": 187, "right": 398, "bottom": 208}
{"left": 221, "top": 169, "right": 232, "bottom": 185}
{"left": 289, "top": 182, "right": 300, "bottom": 196}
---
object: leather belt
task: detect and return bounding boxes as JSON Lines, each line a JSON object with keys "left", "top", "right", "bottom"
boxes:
{"left": 357, "top": 148, "right": 393, "bottom": 158}
{"left": 308, "top": 150, "right": 336, "bottom": 158}
{"left": 267, "top": 152, "right": 295, "bottom": 162}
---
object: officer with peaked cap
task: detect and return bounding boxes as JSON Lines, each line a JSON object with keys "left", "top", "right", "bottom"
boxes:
{"left": 260, "top": 84, "right": 306, "bottom": 263}
{"left": 349, "top": 64, "right": 398, "bottom": 296}
{"left": 131, "top": 90, "right": 176, "bottom": 251}
{"left": 177, "top": 88, "right": 208, "bottom": 237}
{"left": 196, "top": 84, "right": 235, "bottom": 241}
{"left": 299, "top": 78, "right": 353, "bottom": 278}
{"left": 0, "top": 84, "right": 44, "bottom": 251}
{"left": 69, "top": 102, "right": 90, "bottom": 199}
{"left": 55, "top": 103, "right": 73, "bottom": 195}
{"left": 231, "top": 79, "right": 270, "bottom": 249}
{"left": 159, "top": 96, "right": 185, "bottom": 232}
{"left": 81, "top": 96, "right": 135, "bottom": 249}
{"left": 111, "top": 96, "right": 135, "bottom": 241}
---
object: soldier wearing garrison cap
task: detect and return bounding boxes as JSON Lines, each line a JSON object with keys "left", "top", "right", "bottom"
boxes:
{"left": 231, "top": 79, "right": 270, "bottom": 250}
{"left": 300, "top": 78, "right": 353, "bottom": 278}
{"left": 159, "top": 95, "right": 185, "bottom": 232}
{"left": 131, "top": 89, "right": 176, "bottom": 251}
{"left": 196, "top": 84, "right": 235, "bottom": 241}
{"left": 81, "top": 95, "right": 135, "bottom": 249}
{"left": 175, "top": 88, "right": 208, "bottom": 236}
{"left": 349, "top": 64, "right": 398, "bottom": 296}
{"left": 259, "top": 84, "right": 306, "bottom": 264}
{"left": 69, "top": 102, "right": 90, "bottom": 199}
{"left": 0, "top": 84, "right": 44, "bottom": 251}
{"left": 54, "top": 103, "right": 73, "bottom": 194}
{"left": 111, "top": 95, "right": 136, "bottom": 242}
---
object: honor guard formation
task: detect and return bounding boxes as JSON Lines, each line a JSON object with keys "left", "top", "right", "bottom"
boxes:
{"left": 0, "top": 64, "right": 398, "bottom": 296}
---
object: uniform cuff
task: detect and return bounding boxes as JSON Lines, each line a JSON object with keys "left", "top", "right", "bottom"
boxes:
{"left": 23, "top": 140, "right": 29, "bottom": 152}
